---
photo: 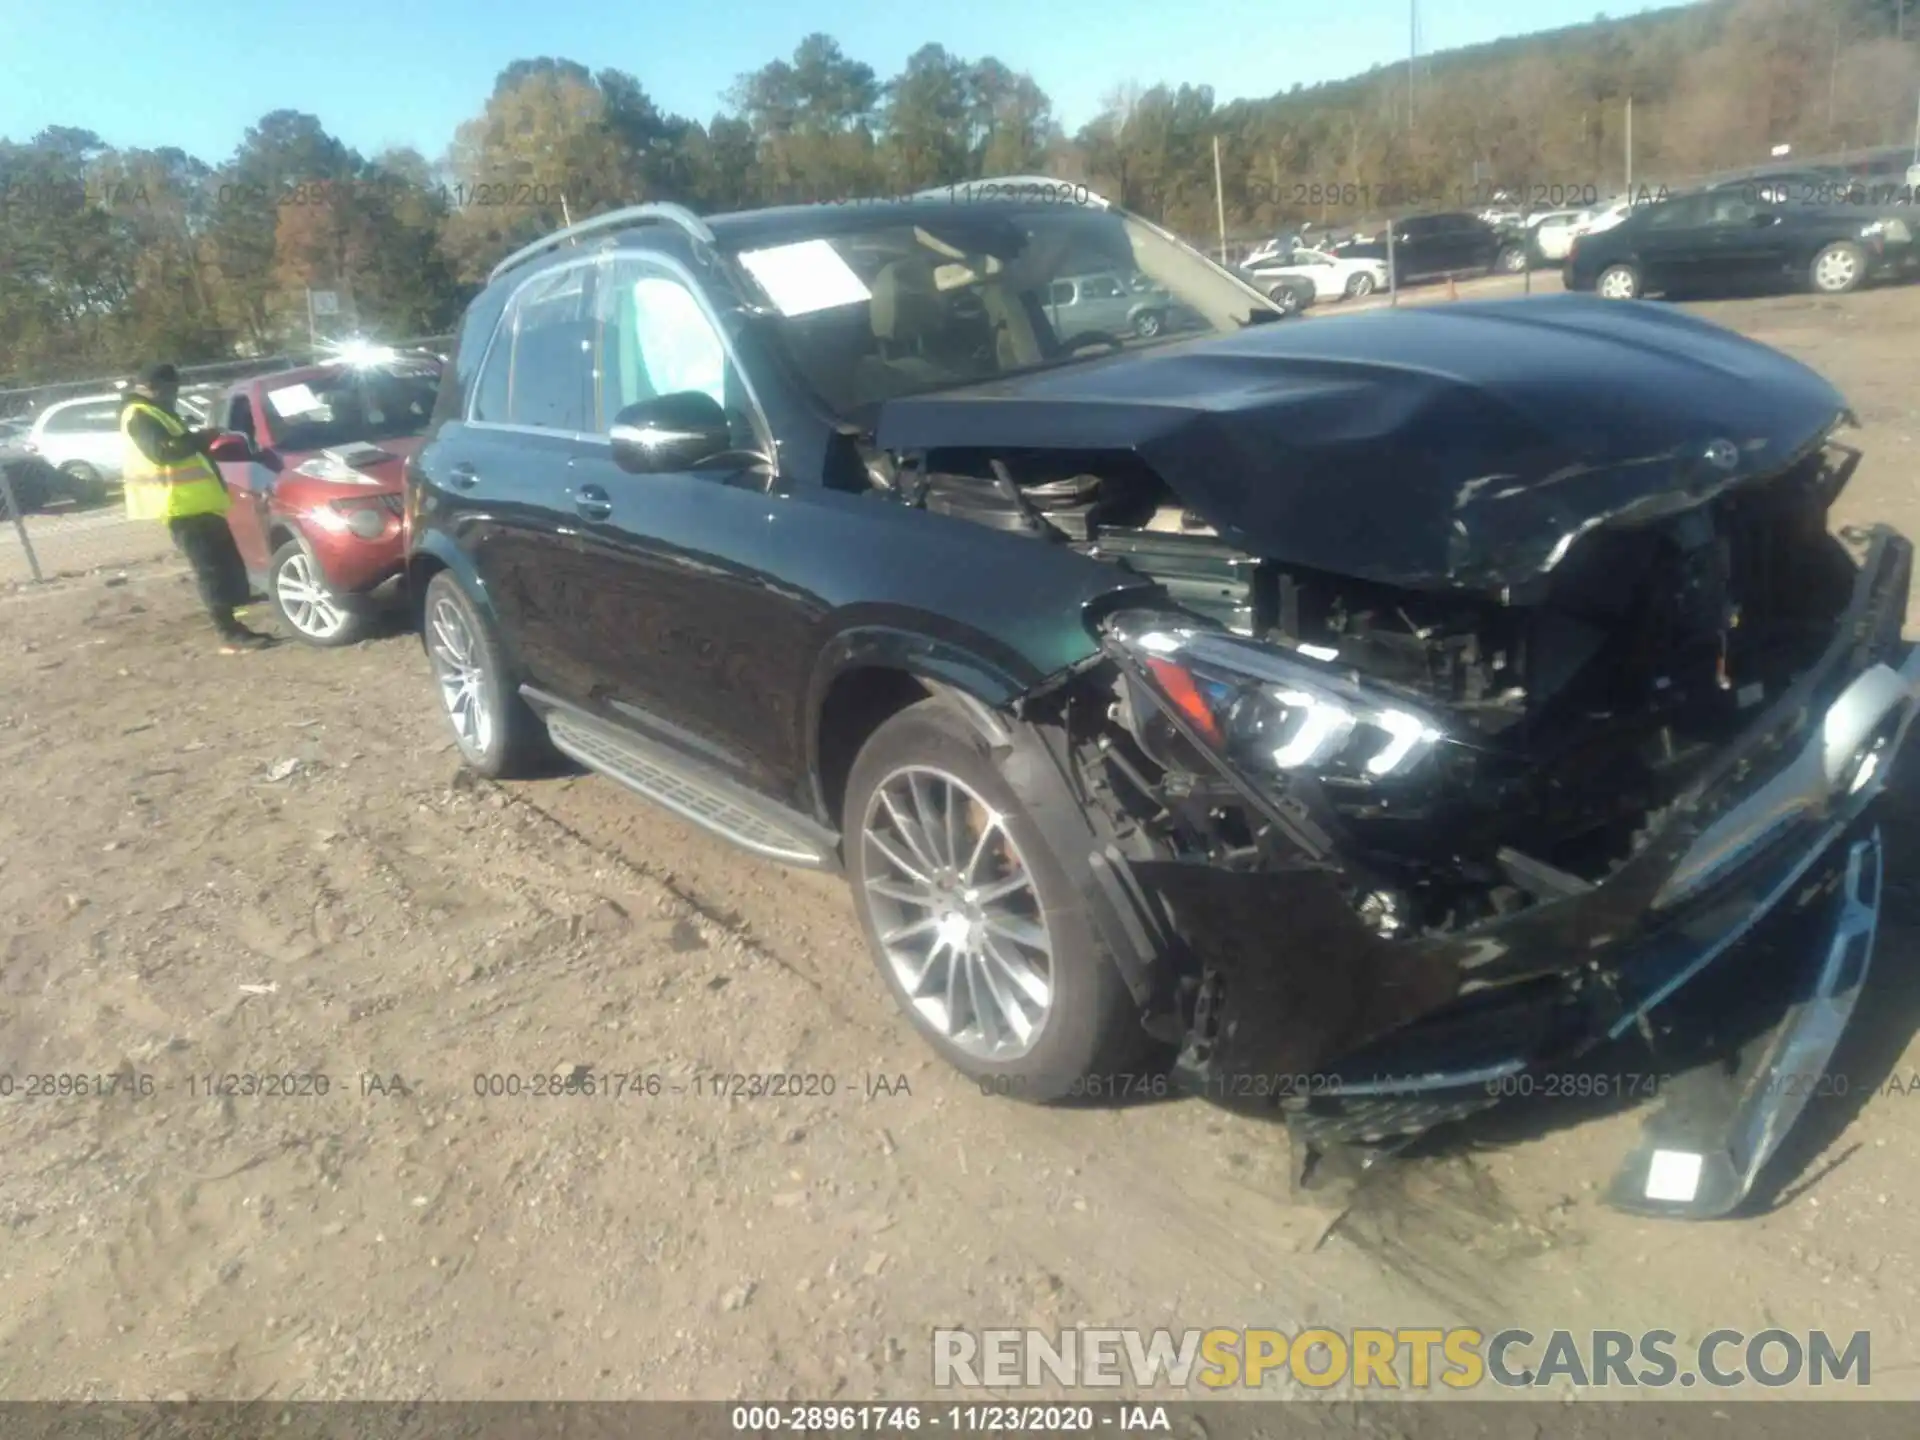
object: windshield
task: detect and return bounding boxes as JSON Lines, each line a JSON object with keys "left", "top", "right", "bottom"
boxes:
{"left": 727, "top": 202, "right": 1276, "bottom": 419}
{"left": 262, "top": 361, "right": 441, "bottom": 453}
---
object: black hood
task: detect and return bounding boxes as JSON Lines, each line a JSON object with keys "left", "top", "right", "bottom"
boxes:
{"left": 873, "top": 295, "right": 1848, "bottom": 592}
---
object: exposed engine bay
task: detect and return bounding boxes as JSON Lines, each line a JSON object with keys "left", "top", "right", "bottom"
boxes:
{"left": 882, "top": 435, "right": 1866, "bottom": 939}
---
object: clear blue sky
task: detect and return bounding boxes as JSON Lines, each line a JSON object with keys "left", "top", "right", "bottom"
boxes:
{"left": 1, "top": 0, "right": 1674, "bottom": 164}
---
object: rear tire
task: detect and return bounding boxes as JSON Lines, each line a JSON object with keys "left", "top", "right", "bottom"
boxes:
{"left": 843, "top": 698, "right": 1148, "bottom": 1102}
{"left": 1131, "top": 309, "right": 1164, "bottom": 338}
{"left": 57, "top": 460, "right": 105, "bottom": 504}
{"left": 269, "top": 538, "right": 369, "bottom": 648}
{"left": 1597, "top": 263, "right": 1641, "bottom": 300}
{"left": 421, "top": 570, "right": 544, "bottom": 778}
{"left": 1268, "top": 283, "right": 1302, "bottom": 315}
{"left": 1345, "top": 272, "right": 1376, "bottom": 298}
{"left": 1810, "top": 241, "right": 1866, "bottom": 295}
{"left": 1495, "top": 245, "right": 1528, "bottom": 274}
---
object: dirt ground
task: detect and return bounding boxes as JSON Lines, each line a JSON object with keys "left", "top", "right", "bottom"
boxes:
{"left": 5, "top": 281, "right": 1920, "bottom": 1408}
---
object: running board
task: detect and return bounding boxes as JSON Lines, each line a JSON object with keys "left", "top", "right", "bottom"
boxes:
{"left": 531, "top": 695, "right": 836, "bottom": 870}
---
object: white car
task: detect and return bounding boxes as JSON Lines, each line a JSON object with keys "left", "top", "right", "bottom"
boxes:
{"left": 1244, "top": 246, "right": 1390, "bottom": 302}
{"left": 23, "top": 388, "right": 211, "bottom": 489}
{"left": 1528, "top": 209, "right": 1585, "bottom": 262}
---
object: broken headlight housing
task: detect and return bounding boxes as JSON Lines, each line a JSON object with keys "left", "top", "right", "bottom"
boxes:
{"left": 1105, "top": 609, "right": 1447, "bottom": 786}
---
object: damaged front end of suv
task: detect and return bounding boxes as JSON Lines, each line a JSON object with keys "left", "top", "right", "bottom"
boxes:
{"left": 874, "top": 297, "right": 1919, "bottom": 1219}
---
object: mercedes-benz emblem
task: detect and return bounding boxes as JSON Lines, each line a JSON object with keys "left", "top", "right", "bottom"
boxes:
{"left": 1703, "top": 439, "right": 1740, "bottom": 471}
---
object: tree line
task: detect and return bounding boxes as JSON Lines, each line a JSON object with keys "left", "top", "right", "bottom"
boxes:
{"left": 1, "top": 0, "right": 1913, "bottom": 386}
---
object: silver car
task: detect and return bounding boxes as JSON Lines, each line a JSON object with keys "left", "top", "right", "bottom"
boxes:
{"left": 23, "top": 388, "right": 212, "bottom": 491}
{"left": 1043, "top": 271, "right": 1176, "bottom": 340}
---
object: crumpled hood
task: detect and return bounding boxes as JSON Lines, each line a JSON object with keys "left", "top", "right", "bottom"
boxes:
{"left": 873, "top": 295, "right": 1848, "bottom": 591}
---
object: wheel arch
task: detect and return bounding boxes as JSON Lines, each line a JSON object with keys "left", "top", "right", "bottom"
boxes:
{"left": 809, "top": 630, "right": 1170, "bottom": 1010}
{"left": 805, "top": 626, "right": 1032, "bottom": 832}
{"left": 406, "top": 531, "right": 494, "bottom": 636}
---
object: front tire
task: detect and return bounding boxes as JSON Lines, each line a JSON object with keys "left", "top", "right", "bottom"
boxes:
{"left": 1495, "top": 245, "right": 1528, "bottom": 274}
{"left": 421, "top": 570, "right": 544, "bottom": 778}
{"left": 1596, "top": 263, "right": 1641, "bottom": 300}
{"left": 269, "top": 538, "right": 368, "bottom": 647}
{"left": 844, "top": 699, "right": 1144, "bottom": 1101}
{"left": 1268, "top": 283, "right": 1302, "bottom": 315}
{"left": 1345, "top": 272, "right": 1377, "bottom": 298}
{"left": 1131, "top": 308, "right": 1164, "bottom": 338}
{"left": 1810, "top": 241, "right": 1866, "bottom": 295}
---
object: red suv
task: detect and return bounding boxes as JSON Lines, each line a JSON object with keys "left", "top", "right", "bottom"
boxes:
{"left": 207, "top": 354, "right": 441, "bottom": 645}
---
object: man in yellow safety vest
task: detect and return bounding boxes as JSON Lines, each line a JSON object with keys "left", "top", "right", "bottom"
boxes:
{"left": 121, "top": 363, "right": 271, "bottom": 652}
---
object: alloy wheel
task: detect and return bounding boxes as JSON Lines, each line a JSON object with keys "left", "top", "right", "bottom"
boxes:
{"left": 275, "top": 550, "right": 347, "bottom": 640}
{"left": 1814, "top": 247, "right": 1860, "bottom": 293}
{"left": 1133, "top": 310, "right": 1162, "bottom": 338}
{"left": 859, "top": 764, "right": 1054, "bottom": 1062}
{"left": 1598, "top": 267, "right": 1638, "bottom": 299}
{"left": 1349, "top": 273, "right": 1376, "bottom": 297}
{"left": 426, "top": 594, "right": 493, "bottom": 755}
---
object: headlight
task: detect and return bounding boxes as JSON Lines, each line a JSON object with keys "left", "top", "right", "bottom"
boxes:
{"left": 1106, "top": 609, "right": 1446, "bottom": 785}
{"left": 309, "top": 501, "right": 388, "bottom": 539}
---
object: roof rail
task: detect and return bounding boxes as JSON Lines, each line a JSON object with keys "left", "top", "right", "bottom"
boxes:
{"left": 487, "top": 202, "right": 717, "bottom": 284}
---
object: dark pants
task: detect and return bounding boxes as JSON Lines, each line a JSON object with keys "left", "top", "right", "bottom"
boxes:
{"left": 168, "top": 513, "right": 250, "bottom": 634}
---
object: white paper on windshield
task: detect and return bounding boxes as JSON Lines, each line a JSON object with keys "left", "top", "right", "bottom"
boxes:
{"left": 267, "top": 383, "right": 326, "bottom": 417}
{"left": 737, "top": 239, "right": 871, "bottom": 317}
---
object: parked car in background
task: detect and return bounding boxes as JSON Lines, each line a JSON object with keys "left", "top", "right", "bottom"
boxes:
{"left": 1564, "top": 187, "right": 1914, "bottom": 299}
{"left": 1333, "top": 211, "right": 1527, "bottom": 284}
{"left": 206, "top": 353, "right": 440, "bottom": 645}
{"left": 408, "top": 187, "right": 1920, "bottom": 1219}
{"left": 1243, "top": 246, "right": 1388, "bottom": 301}
{"left": 1043, "top": 271, "right": 1180, "bottom": 339}
{"left": 19, "top": 388, "right": 212, "bottom": 497}
{"left": 21, "top": 393, "right": 127, "bottom": 496}
{"left": 1528, "top": 208, "right": 1585, "bottom": 262}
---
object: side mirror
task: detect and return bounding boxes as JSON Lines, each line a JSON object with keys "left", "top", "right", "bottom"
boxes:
{"left": 609, "top": 392, "right": 730, "bottom": 474}
{"left": 207, "top": 432, "right": 251, "bottom": 463}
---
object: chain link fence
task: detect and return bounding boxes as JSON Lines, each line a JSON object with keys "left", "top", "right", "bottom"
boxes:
{"left": 0, "top": 335, "right": 451, "bottom": 586}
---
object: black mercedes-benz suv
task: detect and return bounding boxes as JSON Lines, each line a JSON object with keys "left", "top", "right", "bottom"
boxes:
{"left": 408, "top": 178, "right": 1920, "bottom": 1218}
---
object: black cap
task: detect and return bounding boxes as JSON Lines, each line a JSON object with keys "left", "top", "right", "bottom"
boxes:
{"left": 141, "top": 362, "right": 179, "bottom": 387}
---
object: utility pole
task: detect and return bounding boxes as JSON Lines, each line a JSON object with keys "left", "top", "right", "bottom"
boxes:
{"left": 305, "top": 287, "right": 316, "bottom": 352}
{"left": 1625, "top": 96, "right": 1633, "bottom": 198}
{"left": 1212, "top": 134, "right": 1228, "bottom": 265}
{"left": 1828, "top": 20, "right": 1841, "bottom": 143}
{"left": 1408, "top": 0, "right": 1418, "bottom": 136}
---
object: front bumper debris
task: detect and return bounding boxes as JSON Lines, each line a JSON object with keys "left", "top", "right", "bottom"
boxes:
{"left": 1125, "top": 527, "right": 1918, "bottom": 1219}
{"left": 1605, "top": 828, "right": 1882, "bottom": 1218}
